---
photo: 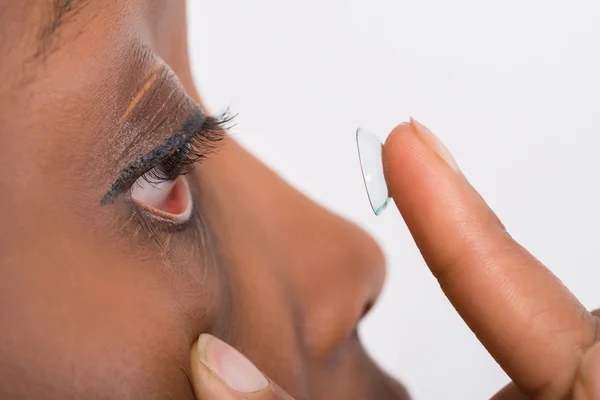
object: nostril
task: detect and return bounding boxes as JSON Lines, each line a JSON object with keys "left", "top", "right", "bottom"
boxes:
{"left": 361, "top": 300, "right": 374, "bottom": 319}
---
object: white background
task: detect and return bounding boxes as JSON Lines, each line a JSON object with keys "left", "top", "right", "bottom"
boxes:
{"left": 188, "top": 1, "right": 600, "bottom": 398}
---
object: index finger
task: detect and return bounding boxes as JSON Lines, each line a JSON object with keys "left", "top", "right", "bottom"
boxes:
{"left": 384, "top": 120, "right": 599, "bottom": 398}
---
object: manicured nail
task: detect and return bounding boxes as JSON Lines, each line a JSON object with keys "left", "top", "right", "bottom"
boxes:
{"left": 410, "top": 118, "right": 461, "bottom": 173}
{"left": 197, "top": 334, "right": 269, "bottom": 393}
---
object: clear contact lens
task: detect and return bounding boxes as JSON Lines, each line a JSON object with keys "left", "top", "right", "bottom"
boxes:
{"left": 356, "top": 128, "right": 390, "bottom": 216}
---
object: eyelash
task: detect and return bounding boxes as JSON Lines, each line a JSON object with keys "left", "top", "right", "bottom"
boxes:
{"left": 100, "top": 110, "right": 235, "bottom": 206}
{"left": 140, "top": 112, "right": 235, "bottom": 186}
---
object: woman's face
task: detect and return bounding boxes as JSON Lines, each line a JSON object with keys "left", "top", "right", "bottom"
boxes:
{"left": 0, "top": 1, "right": 406, "bottom": 398}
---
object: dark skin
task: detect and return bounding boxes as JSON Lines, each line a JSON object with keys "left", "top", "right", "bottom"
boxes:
{"left": 0, "top": 1, "right": 402, "bottom": 399}
{"left": 2, "top": 1, "right": 600, "bottom": 399}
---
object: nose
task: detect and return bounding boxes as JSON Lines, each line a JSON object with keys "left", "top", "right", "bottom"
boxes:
{"left": 202, "top": 140, "right": 386, "bottom": 359}
{"left": 283, "top": 196, "right": 387, "bottom": 358}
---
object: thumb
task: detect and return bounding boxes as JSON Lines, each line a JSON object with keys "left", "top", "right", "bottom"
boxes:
{"left": 574, "top": 341, "right": 600, "bottom": 400}
{"left": 190, "top": 334, "right": 295, "bottom": 399}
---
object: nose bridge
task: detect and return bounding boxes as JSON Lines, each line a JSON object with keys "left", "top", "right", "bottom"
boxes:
{"left": 202, "top": 140, "right": 386, "bottom": 358}
{"left": 286, "top": 202, "right": 387, "bottom": 358}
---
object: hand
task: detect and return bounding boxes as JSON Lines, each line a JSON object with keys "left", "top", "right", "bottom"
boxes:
{"left": 188, "top": 120, "right": 600, "bottom": 400}
{"left": 383, "top": 120, "right": 600, "bottom": 399}
{"left": 189, "top": 334, "right": 295, "bottom": 399}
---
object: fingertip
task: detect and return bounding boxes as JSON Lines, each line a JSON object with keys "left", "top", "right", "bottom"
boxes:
{"left": 386, "top": 118, "right": 463, "bottom": 176}
{"left": 382, "top": 121, "right": 423, "bottom": 194}
{"left": 383, "top": 122, "right": 415, "bottom": 158}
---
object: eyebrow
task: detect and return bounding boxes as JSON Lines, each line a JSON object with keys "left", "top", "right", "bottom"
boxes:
{"left": 37, "top": 0, "right": 90, "bottom": 58}
{"left": 100, "top": 109, "right": 207, "bottom": 205}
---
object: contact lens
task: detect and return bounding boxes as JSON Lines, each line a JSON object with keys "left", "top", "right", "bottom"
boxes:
{"left": 356, "top": 128, "right": 390, "bottom": 216}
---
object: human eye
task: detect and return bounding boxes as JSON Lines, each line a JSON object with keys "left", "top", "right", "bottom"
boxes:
{"left": 101, "top": 110, "right": 233, "bottom": 224}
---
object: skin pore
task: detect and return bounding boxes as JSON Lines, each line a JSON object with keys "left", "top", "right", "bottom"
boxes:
{"left": 0, "top": 1, "right": 407, "bottom": 399}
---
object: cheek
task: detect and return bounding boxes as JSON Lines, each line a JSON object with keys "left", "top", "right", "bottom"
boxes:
{"left": 0, "top": 246, "right": 209, "bottom": 399}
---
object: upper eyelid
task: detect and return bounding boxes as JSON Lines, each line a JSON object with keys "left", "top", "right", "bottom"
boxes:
{"left": 119, "top": 64, "right": 167, "bottom": 125}
{"left": 100, "top": 110, "right": 207, "bottom": 205}
{"left": 101, "top": 110, "right": 233, "bottom": 205}
{"left": 100, "top": 56, "right": 199, "bottom": 196}
{"left": 118, "top": 64, "right": 186, "bottom": 157}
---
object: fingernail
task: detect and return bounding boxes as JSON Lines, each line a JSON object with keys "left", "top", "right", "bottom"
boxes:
{"left": 197, "top": 334, "right": 269, "bottom": 393}
{"left": 410, "top": 118, "right": 461, "bottom": 173}
{"left": 578, "top": 342, "right": 600, "bottom": 399}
